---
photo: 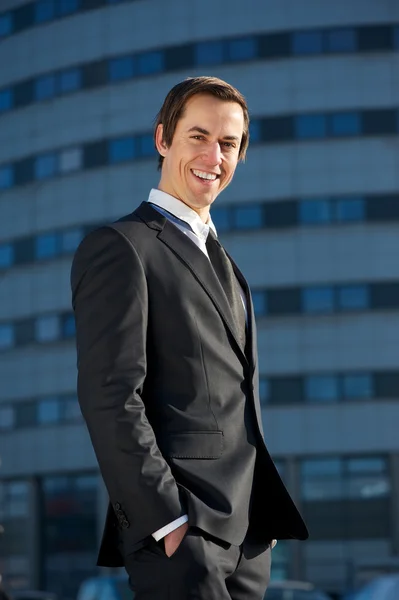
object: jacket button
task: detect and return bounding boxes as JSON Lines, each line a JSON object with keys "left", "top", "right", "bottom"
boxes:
{"left": 114, "top": 503, "right": 121, "bottom": 510}
{"left": 121, "top": 520, "right": 130, "bottom": 529}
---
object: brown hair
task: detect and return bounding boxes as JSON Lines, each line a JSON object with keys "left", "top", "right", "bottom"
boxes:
{"left": 154, "top": 76, "right": 250, "bottom": 170}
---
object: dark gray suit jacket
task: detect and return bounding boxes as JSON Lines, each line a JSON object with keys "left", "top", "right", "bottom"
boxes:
{"left": 71, "top": 202, "right": 308, "bottom": 567}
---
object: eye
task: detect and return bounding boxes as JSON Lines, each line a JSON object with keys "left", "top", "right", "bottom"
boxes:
{"left": 222, "top": 142, "right": 235, "bottom": 148}
{"left": 191, "top": 135, "right": 205, "bottom": 140}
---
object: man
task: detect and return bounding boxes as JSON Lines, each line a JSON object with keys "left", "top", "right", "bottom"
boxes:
{"left": 71, "top": 76, "right": 308, "bottom": 600}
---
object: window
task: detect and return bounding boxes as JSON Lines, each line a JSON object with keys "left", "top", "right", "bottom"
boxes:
{"left": 371, "top": 282, "right": 399, "bottom": 309}
{"left": 35, "top": 233, "right": 60, "bottom": 259}
{"left": 83, "top": 60, "right": 107, "bottom": 88}
{"left": 305, "top": 375, "right": 339, "bottom": 403}
{"left": 0, "top": 13, "right": 12, "bottom": 38}
{"left": 249, "top": 120, "right": 261, "bottom": 143}
{"left": 326, "top": 28, "right": 357, "bottom": 52}
{"left": 59, "top": 68, "right": 81, "bottom": 93}
{"left": 14, "top": 80, "right": 34, "bottom": 108}
{"left": 302, "top": 458, "right": 342, "bottom": 500}
{"left": 15, "top": 319, "right": 35, "bottom": 346}
{"left": 252, "top": 291, "right": 267, "bottom": 316}
{"left": 265, "top": 201, "right": 297, "bottom": 228}
{"left": 270, "top": 377, "right": 303, "bottom": 405}
{"left": 61, "top": 228, "right": 83, "bottom": 253}
{"left": 14, "top": 4, "right": 35, "bottom": 31}
{"left": 267, "top": 288, "right": 301, "bottom": 315}
{"left": 109, "top": 56, "right": 135, "bottom": 81}
{"left": 0, "top": 404, "right": 14, "bottom": 430}
{"left": 375, "top": 371, "right": 399, "bottom": 398}
{"left": 59, "top": 147, "right": 82, "bottom": 173}
{"left": 299, "top": 199, "right": 332, "bottom": 225}
{"left": 394, "top": 26, "right": 399, "bottom": 49}
{"left": 210, "top": 207, "right": 231, "bottom": 233}
{"left": 165, "top": 44, "right": 194, "bottom": 70}
{"left": 0, "top": 244, "right": 14, "bottom": 269}
{"left": 330, "top": 112, "right": 361, "bottom": 136}
{"left": 343, "top": 373, "right": 373, "bottom": 400}
{"left": 63, "top": 395, "right": 81, "bottom": 421}
{"left": 302, "top": 287, "right": 334, "bottom": 313}
{"left": 35, "top": 315, "right": 61, "bottom": 342}
{"left": 0, "top": 165, "right": 13, "bottom": 190}
{"left": 137, "top": 134, "right": 156, "bottom": 158}
{"left": 227, "top": 37, "right": 257, "bottom": 61}
{"left": 4, "top": 481, "right": 30, "bottom": 516}
{"left": 0, "top": 88, "right": 13, "bottom": 113}
{"left": 38, "top": 398, "right": 61, "bottom": 424}
{"left": 233, "top": 205, "right": 263, "bottom": 229}
{"left": 137, "top": 51, "right": 164, "bottom": 75}
{"left": 346, "top": 457, "right": 390, "bottom": 499}
{"left": 58, "top": 0, "right": 80, "bottom": 16}
{"left": 195, "top": 41, "right": 225, "bottom": 65}
{"left": 292, "top": 30, "right": 323, "bottom": 54}
{"left": 14, "top": 238, "right": 34, "bottom": 264}
{"left": 262, "top": 116, "right": 294, "bottom": 142}
{"left": 259, "top": 32, "right": 290, "bottom": 58}
{"left": 362, "top": 109, "right": 397, "bottom": 135}
{"left": 295, "top": 114, "right": 327, "bottom": 139}
{"left": 35, "top": 153, "right": 58, "bottom": 180}
{"left": 358, "top": 25, "right": 393, "bottom": 51}
{"left": 338, "top": 285, "right": 369, "bottom": 311}
{"left": 35, "top": 0, "right": 56, "bottom": 23}
{"left": 336, "top": 197, "right": 365, "bottom": 222}
{"left": 259, "top": 378, "right": 270, "bottom": 405}
{"left": 109, "top": 137, "right": 136, "bottom": 163}
{"left": 62, "top": 313, "right": 76, "bottom": 338}
{"left": 0, "top": 324, "right": 14, "bottom": 350}
{"left": 35, "top": 74, "right": 56, "bottom": 101}
{"left": 84, "top": 140, "right": 108, "bottom": 168}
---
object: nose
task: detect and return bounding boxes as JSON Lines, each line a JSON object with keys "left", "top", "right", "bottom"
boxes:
{"left": 203, "top": 141, "right": 222, "bottom": 166}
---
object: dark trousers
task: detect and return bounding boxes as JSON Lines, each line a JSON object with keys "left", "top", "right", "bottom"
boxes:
{"left": 124, "top": 527, "right": 271, "bottom": 600}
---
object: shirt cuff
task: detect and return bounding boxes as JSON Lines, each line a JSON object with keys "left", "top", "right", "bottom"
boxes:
{"left": 152, "top": 515, "right": 189, "bottom": 541}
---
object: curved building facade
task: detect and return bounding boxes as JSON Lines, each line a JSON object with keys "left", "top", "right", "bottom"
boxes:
{"left": 1, "top": 0, "right": 399, "bottom": 596}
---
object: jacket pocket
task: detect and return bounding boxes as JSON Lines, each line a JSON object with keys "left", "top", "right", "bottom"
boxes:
{"left": 161, "top": 430, "right": 223, "bottom": 459}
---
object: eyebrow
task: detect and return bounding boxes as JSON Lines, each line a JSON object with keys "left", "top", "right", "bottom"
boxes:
{"left": 187, "top": 126, "right": 240, "bottom": 142}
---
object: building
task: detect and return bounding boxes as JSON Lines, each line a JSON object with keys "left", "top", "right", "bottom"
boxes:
{"left": 0, "top": 0, "right": 399, "bottom": 597}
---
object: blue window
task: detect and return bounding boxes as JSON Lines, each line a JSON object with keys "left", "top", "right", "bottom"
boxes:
{"left": 394, "top": 27, "right": 399, "bottom": 49}
{"left": 335, "top": 197, "right": 365, "bottom": 222}
{"left": 37, "top": 398, "right": 61, "bottom": 424}
{"left": 109, "top": 56, "right": 135, "bottom": 81}
{"left": 252, "top": 291, "right": 267, "bottom": 316}
{"left": 292, "top": 31, "right": 323, "bottom": 55}
{"left": 35, "top": 233, "right": 60, "bottom": 259}
{"left": 137, "top": 51, "right": 164, "bottom": 75}
{"left": 35, "top": 75, "right": 56, "bottom": 101}
{"left": 0, "top": 244, "right": 14, "bottom": 269}
{"left": 259, "top": 378, "right": 270, "bottom": 405}
{"left": 0, "top": 165, "right": 13, "bottom": 190}
{"left": 0, "top": 89, "right": 13, "bottom": 113}
{"left": 295, "top": 114, "right": 327, "bottom": 139}
{"left": 302, "top": 287, "right": 335, "bottom": 313}
{"left": 195, "top": 41, "right": 225, "bottom": 65}
{"left": 305, "top": 375, "right": 339, "bottom": 403}
{"left": 249, "top": 120, "right": 261, "bottom": 143}
{"left": 61, "top": 228, "right": 84, "bottom": 253}
{"left": 338, "top": 285, "right": 369, "bottom": 311}
{"left": 62, "top": 314, "right": 76, "bottom": 338}
{"left": 35, "top": 0, "right": 56, "bottom": 22}
{"left": 343, "top": 373, "right": 373, "bottom": 400}
{"left": 109, "top": 137, "right": 136, "bottom": 163}
{"left": 59, "top": 68, "right": 81, "bottom": 93}
{"left": 0, "top": 13, "right": 13, "bottom": 38}
{"left": 0, "top": 324, "right": 14, "bottom": 350}
{"left": 326, "top": 28, "right": 357, "bottom": 52}
{"left": 58, "top": 0, "right": 80, "bottom": 16}
{"left": 331, "top": 112, "right": 361, "bottom": 136}
{"left": 35, "top": 154, "right": 58, "bottom": 180}
{"left": 210, "top": 207, "right": 231, "bottom": 233}
{"left": 228, "top": 37, "right": 257, "bottom": 61}
{"left": 138, "top": 134, "right": 156, "bottom": 158}
{"left": 299, "top": 199, "right": 332, "bottom": 225}
{"left": 233, "top": 205, "right": 263, "bottom": 229}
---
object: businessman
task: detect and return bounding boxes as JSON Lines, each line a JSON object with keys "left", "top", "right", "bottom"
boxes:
{"left": 71, "top": 76, "right": 308, "bottom": 599}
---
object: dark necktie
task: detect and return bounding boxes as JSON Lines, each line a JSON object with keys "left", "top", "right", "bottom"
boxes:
{"left": 205, "top": 229, "right": 246, "bottom": 348}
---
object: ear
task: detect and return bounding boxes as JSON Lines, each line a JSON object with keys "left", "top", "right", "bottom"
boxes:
{"left": 155, "top": 124, "right": 168, "bottom": 157}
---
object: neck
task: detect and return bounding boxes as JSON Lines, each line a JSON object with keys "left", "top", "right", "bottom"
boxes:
{"left": 156, "top": 184, "right": 210, "bottom": 224}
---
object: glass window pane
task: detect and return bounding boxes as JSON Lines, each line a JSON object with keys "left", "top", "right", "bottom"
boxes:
{"left": 0, "top": 406, "right": 14, "bottom": 430}
{"left": 395, "top": 26, "right": 399, "bottom": 49}
{"left": 62, "top": 314, "right": 76, "bottom": 338}
{"left": 335, "top": 197, "right": 365, "bottom": 222}
{"left": 35, "top": 75, "right": 56, "bottom": 101}
{"left": 347, "top": 457, "right": 386, "bottom": 474}
{"left": 331, "top": 112, "right": 361, "bottom": 136}
{"left": 63, "top": 395, "right": 81, "bottom": 421}
{"left": 195, "top": 41, "right": 225, "bottom": 65}
{"left": 0, "top": 244, "right": 14, "bottom": 269}
{"left": 109, "top": 137, "right": 136, "bottom": 163}
{"left": 295, "top": 114, "right": 327, "bottom": 139}
{"left": 0, "top": 324, "right": 14, "bottom": 350}
{"left": 228, "top": 37, "right": 257, "bottom": 61}
{"left": 302, "top": 287, "right": 335, "bottom": 313}
{"left": 249, "top": 120, "right": 261, "bottom": 143}
{"left": 302, "top": 458, "right": 342, "bottom": 500}
{"left": 61, "top": 228, "right": 84, "bottom": 253}
{"left": 338, "top": 285, "right": 369, "bottom": 310}
{"left": 299, "top": 199, "right": 332, "bottom": 224}
{"left": 233, "top": 205, "right": 263, "bottom": 229}
{"left": 59, "top": 68, "right": 81, "bottom": 93}
{"left": 58, "top": 0, "right": 80, "bottom": 16}
{"left": 0, "top": 13, "right": 13, "bottom": 38}
{"left": 138, "top": 134, "right": 156, "bottom": 158}
{"left": 35, "top": 0, "right": 56, "bottom": 23}
{"left": 0, "top": 165, "right": 14, "bottom": 190}
{"left": 59, "top": 147, "right": 82, "bottom": 173}
{"left": 108, "top": 56, "right": 135, "bottom": 81}
{"left": 38, "top": 398, "right": 61, "bottom": 424}
{"left": 259, "top": 378, "right": 270, "bottom": 405}
{"left": 252, "top": 291, "right": 267, "bottom": 316}
{"left": 326, "top": 28, "right": 357, "bottom": 52}
{"left": 35, "top": 233, "right": 59, "bottom": 259}
{"left": 0, "top": 88, "right": 13, "bottom": 113}
{"left": 35, "top": 154, "right": 58, "bottom": 180}
{"left": 305, "top": 375, "right": 339, "bottom": 403}
{"left": 210, "top": 207, "right": 231, "bottom": 233}
{"left": 292, "top": 31, "right": 323, "bottom": 54}
{"left": 343, "top": 373, "right": 373, "bottom": 400}
{"left": 137, "top": 51, "right": 164, "bottom": 75}
{"left": 35, "top": 315, "right": 61, "bottom": 342}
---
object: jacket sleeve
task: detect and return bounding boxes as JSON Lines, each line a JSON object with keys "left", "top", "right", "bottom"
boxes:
{"left": 71, "top": 226, "right": 184, "bottom": 554}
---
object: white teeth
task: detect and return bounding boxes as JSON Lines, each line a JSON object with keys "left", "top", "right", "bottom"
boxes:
{"left": 192, "top": 170, "right": 217, "bottom": 180}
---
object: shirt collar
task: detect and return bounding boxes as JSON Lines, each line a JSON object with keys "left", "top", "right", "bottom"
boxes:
{"left": 147, "top": 188, "right": 217, "bottom": 239}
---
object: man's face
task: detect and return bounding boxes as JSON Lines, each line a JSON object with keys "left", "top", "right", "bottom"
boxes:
{"left": 156, "top": 93, "right": 245, "bottom": 221}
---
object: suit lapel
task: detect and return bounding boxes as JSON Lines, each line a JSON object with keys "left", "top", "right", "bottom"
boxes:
{"left": 135, "top": 202, "right": 248, "bottom": 364}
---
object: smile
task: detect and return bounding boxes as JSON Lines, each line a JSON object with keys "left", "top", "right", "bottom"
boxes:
{"left": 191, "top": 169, "right": 220, "bottom": 182}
